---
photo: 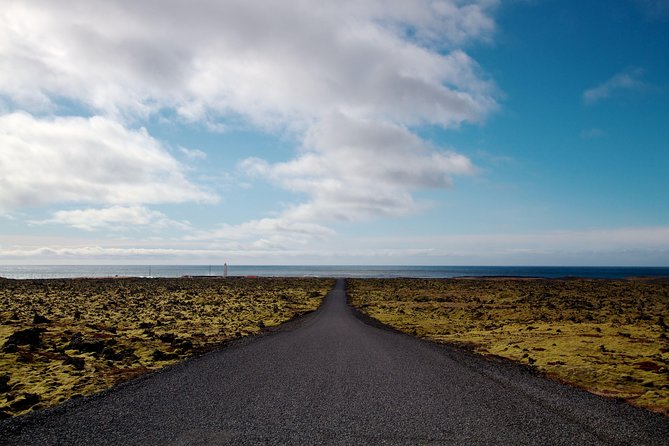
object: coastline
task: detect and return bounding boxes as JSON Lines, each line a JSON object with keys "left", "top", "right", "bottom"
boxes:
{"left": 2, "top": 264, "right": 669, "bottom": 280}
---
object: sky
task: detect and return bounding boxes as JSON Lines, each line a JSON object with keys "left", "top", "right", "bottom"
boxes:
{"left": 0, "top": 0, "right": 668, "bottom": 266}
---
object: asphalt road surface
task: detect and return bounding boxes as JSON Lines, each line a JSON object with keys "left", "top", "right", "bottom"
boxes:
{"left": 2, "top": 279, "right": 668, "bottom": 445}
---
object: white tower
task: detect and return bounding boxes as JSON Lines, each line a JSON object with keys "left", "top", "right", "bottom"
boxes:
{"left": 224, "top": 262, "right": 228, "bottom": 278}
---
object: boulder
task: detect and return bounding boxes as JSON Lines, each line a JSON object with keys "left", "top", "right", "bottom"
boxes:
{"left": 63, "top": 355, "right": 85, "bottom": 370}
{"left": 9, "top": 393, "right": 40, "bottom": 411}
{"left": 102, "top": 347, "right": 124, "bottom": 361}
{"left": 32, "top": 314, "right": 50, "bottom": 324}
{"left": 66, "top": 333, "right": 105, "bottom": 354}
{"left": 151, "top": 349, "right": 178, "bottom": 361}
{"left": 178, "top": 339, "right": 193, "bottom": 350}
{"left": 3, "top": 327, "right": 43, "bottom": 349}
{"left": 158, "top": 332, "right": 176, "bottom": 344}
{"left": 0, "top": 374, "right": 10, "bottom": 393}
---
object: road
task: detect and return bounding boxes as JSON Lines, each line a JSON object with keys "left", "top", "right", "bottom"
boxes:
{"left": 1, "top": 279, "right": 667, "bottom": 445}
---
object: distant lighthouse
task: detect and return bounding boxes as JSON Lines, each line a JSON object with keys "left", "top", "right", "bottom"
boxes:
{"left": 223, "top": 262, "right": 228, "bottom": 278}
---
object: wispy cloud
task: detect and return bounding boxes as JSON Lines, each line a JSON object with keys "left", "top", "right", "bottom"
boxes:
{"left": 186, "top": 218, "right": 335, "bottom": 251}
{"left": 583, "top": 68, "right": 647, "bottom": 105}
{"left": 179, "top": 147, "right": 207, "bottom": 160}
{"left": 32, "top": 206, "right": 191, "bottom": 232}
{"left": 2, "top": 226, "right": 668, "bottom": 265}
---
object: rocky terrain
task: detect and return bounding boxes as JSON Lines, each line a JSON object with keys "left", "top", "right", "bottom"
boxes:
{"left": 0, "top": 276, "right": 332, "bottom": 418}
{"left": 348, "top": 277, "right": 669, "bottom": 415}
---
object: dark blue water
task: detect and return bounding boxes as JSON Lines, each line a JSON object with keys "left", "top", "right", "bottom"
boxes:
{"left": 0, "top": 265, "right": 668, "bottom": 280}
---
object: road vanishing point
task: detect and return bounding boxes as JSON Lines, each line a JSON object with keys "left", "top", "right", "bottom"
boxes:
{"left": 1, "top": 279, "right": 668, "bottom": 445}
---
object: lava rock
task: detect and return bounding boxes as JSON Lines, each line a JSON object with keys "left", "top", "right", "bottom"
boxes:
{"left": 159, "top": 332, "right": 176, "bottom": 344}
{"left": 102, "top": 347, "right": 124, "bottom": 361}
{"left": 9, "top": 393, "right": 40, "bottom": 411}
{"left": 3, "top": 327, "right": 43, "bottom": 349}
{"left": 67, "top": 333, "right": 105, "bottom": 354}
{"left": 151, "top": 349, "right": 178, "bottom": 361}
{"left": 178, "top": 339, "right": 193, "bottom": 350}
{"left": 0, "top": 374, "right": 10, "bottom": 393}
{"left": 64, "top": 355, "right": 86, "bottom": 370}
{"left": 2, "top": 343, "right": 18, "bottom": 353}
{"left": 32, "top": 314, "right": 51, "bottom": 324}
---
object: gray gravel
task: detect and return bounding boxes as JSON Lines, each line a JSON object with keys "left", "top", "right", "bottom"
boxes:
{"left": 1, "top": 278, "right": 667, "bottom": 445}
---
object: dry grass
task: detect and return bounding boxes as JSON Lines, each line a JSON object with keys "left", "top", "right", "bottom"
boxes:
{"left": 348, "top": 277, "right": 669, "bottom": 416}
{"left": 0, "top": 276, "right": 332, "bottom": 418}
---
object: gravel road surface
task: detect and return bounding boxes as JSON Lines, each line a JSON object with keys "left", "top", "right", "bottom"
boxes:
{"left": 1, "top": 279, "right": 667, "bottom": 445}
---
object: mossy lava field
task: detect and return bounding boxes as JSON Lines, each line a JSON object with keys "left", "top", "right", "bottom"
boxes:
{"left": 348, "top": 277, "right": 669, "bottom": 416}
{"left": 0, "top": 277, "right": 332, "bottom": 418}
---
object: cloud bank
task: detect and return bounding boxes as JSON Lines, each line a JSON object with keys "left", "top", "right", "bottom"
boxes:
{"left": 2, "top": 226, "right": 668, "bottom": 266}
{"left": 0, "top": 0, "right": 498, "bottom": 238}
{"left": 1, "top": 1, "right": 497, "bottom": 123}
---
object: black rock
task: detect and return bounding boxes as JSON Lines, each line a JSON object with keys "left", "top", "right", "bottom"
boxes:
{"left": 32, "top": 314, "right": 51, "bottom": 324}
{"left": 2, "top": 343, "right": 18, "bottom": 353}
{"left": 178, "top": 340, "right": 193, "bottom": 350}
{"left": 151, "top": 349, "right": 178, "bottom": 361}
{"left": 0, "top": 408, "right": 11, "bottom": 420}
{"left": 102, "top": 347, "right": 123, "bottom": 361}
{"left": 159, "top": 333, "right": 176, "bottom": 344}
{"left": 9, "top": 393, "right": 40, "bottom": 411}
{"left": 0, "top": 374, "right": 10, "bottom": 393}
{"left": 67, "top": 333, "right": 105, "bottom": 354}
{"left": 3, "top": 327, "right": 43, "bottom": 348}
{"left": 64, "top": 355, "right": 85, "bottom": 370}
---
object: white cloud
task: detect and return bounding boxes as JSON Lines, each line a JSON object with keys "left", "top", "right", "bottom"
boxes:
{"left": 0, "top": 113, "right": 217, "bottom": 213}
{"left": 0, "top": 1, "right": 498, "bottom": 229}
{"left": 583, "top": 69, "right": 646, "bottom": 105}
{"left": 33, "top": 206, "right": 191, "bottom": 232}
{"left": 179, "top": 147, "right": 207, "bottom": 160}
{"left": 242, "top": 113, "right": 477, "bottom": 222}
{"left": 0, "top": 1, "right": 498, "bottom": 125}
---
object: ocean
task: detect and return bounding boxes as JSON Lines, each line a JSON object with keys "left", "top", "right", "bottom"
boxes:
{"left": 0, "top": 265, "right": 668, "bottom": 280}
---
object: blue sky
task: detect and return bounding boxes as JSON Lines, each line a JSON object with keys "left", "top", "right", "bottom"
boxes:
{"left": 0, "top": 0, "right": 667, "bottom": 265}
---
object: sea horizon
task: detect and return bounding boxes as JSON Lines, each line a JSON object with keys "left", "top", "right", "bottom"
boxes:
{"left": 1, "top": 264, "right": 668, "bottom": 280}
